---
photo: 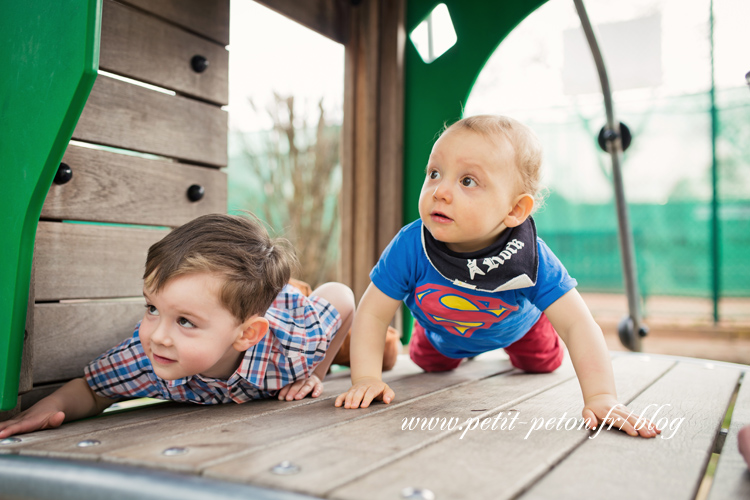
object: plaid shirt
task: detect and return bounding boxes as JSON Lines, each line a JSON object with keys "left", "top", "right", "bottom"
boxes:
{"left": 84, "top": 285, "right": 341, "bottom": 404}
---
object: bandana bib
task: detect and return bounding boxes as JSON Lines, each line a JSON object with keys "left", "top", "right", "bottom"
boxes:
{"left": 421, "top": 217, "right": 539, "bottom": 293}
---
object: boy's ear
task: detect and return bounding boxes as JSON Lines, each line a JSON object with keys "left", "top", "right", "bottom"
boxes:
{"left": 234, "top": 315, "right": 269, "bottom": 352}
{"left": 503, "top": 194, "right": 535, "bottom": 228}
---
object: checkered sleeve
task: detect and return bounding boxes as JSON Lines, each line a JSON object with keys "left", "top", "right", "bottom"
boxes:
{"left": 240, "top": 285, "right": 341, "bottom": 395}
{"left": 84, "top": 325, "right": 162, "bottom": 400}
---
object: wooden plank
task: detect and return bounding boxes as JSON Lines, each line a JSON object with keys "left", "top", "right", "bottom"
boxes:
{"left": 33, "top": 222, "right": 169, "bottom": 301}
{"left": 100, "top": 0, "right": 228, "bottom": 105}
{"left": 202, "top": 358, "right": 579, "bottom": 495}
{"left": 328, "top": 355, "right": 677, "bottom": 500}
{"left": 117, "top": 0, "right": 229, "bottom": 46}
{"left": 42, "top": 145, "right": 227, "bottom": 227}
{"left": 94, "top": 357, "right": 513, "bottom": 470}
{"left": 33, "top": 301, "right": 145, "bottom": 384}
{"left": 517, "top": 361, "right": 740, "bottom": 500}
{"left": 254, "top": 0, "right": 346, "bottom": 44}
{"left": 73, "top": 75, "right": 228, "bottom": 167}
{"left": 0, "top": 402, "right": 204, "bottom": 455}
{"left": 708, "top": 374, "right": 750, "bottom": 500}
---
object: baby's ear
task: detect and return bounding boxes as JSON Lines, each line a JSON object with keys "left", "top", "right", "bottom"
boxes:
{"left": 234, "top": 315, "right": 269, "bottom": 351}
{"left": 503, "top": 194, "right": 535, "bottom": 228}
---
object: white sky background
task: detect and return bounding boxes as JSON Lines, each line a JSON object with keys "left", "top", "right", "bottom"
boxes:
{"left": 228, "top": 1, "right": 345, "bottom": 132}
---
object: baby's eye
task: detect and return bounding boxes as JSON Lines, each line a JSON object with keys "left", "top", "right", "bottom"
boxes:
{"left": 178, "top": 317, "right": 196, "bottom": 329}
{"left": 461, "top": 177, "right": 477, "bottom": 187}
{"left": 145, "top": 305, "right": 159, "bottom": 316}
{"left": 428, "top": 169, "right": 440, "bottom": 180}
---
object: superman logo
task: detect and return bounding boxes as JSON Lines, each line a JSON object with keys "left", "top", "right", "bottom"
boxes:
{"left": 415, "top": 284, "right": 518, "bottom": 338}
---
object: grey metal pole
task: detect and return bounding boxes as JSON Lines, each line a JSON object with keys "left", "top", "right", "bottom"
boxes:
{"left": 573, "top": 0, "right": 647, "bottom": 351}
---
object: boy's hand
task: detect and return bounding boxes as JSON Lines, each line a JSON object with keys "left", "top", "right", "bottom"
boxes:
{"left": 0, "top": 403, "right": 66, "bottom": 439}
{"left": 334, "top": 377, "right": 395, "bottom": 409}
{"left": 278, "top": 374, "right": 323, "bottom": 401}
{"left": 583, "top": 394, "right": 661, "bottom": 438}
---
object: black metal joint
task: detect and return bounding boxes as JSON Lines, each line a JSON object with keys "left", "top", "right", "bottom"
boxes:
{"left": 187, "top": 184, "right": 205, "bottom": 202}
{"left": 191, "top": 55, "right": 209, "bottom": 73}
{"left": 54, "top": 163, "right": 73, "bottom": 185}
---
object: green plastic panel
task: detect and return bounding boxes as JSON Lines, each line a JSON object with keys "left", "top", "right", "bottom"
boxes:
{"left": 0, "top": 0, "right": 101, "bottom": 410}
{"left": 401, "top": 0, "right": 548, "bottom": 341}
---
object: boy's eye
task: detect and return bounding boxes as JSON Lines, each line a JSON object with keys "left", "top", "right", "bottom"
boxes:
{"left": 146, "top": 305, "right": 159, "bottom": 316}
{"left": 428, "top": 169, "right": 440, "bottom": 180}
{"left": 461, "top": 177, "right": 477, "bottom": 187}
{"left": 178, "top": 317, "right": 196, "bottom": 329}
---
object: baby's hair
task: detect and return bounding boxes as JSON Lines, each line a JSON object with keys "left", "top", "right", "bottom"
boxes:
{"left": 444, "top": 115, "right": 546, "bottom": 208}
{"left": 143, "top": 213, "right": 298, "bottom": 322}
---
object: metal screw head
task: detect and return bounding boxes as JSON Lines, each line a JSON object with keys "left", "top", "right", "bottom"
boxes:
{"left": 76, "top": 439, "right": 101, "bottom": 448}
{"left": 162, "top": 447, "right": 189, "bottom": 456}
{"left": 270, "top": 460, "right": 300, "bottom": 475}
{"left": 187, "top": 184, "right": 205, "bottom": 202}
{"left": 54, "top": 162, "right": 73, "bottom": 185}
{"left": 191, "top": 55, "right": 209, "bottom": 73}
{"left": 0, "top": 437, "right": 22, "bottom": 445}
{"left": 401, "top": 487, "right": 436, "bottom": 500}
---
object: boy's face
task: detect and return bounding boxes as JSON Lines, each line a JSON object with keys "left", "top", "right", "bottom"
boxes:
{"left": 418, "top": 128, "right": 523, "bottom": 253}
{"left": 140, "top": 272, "right": 252, "bottom": 381}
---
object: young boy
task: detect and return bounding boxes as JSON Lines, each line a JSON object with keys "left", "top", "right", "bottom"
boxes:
{"left": 335, "top": 115, "right": 659, "bottom": 438}
{"left": 0, "top": 213, "right": 354, "bottom": 438}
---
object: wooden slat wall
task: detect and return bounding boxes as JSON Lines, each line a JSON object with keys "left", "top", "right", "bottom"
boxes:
{"left": 43, "top": 145, "right": 226, "bottom": 226}
{"left": 6, "top": 2, "right": 230, "bottom": 413}
{"left": 100, "top": 0, "right": 229, "bottom": 105}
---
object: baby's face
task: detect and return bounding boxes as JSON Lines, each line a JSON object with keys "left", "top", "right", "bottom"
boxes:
{"left": 140, "top": 272, "right": 245, "bottom": 380}
{"left": 418, "top": 128, "right": 522, "bottom": 253}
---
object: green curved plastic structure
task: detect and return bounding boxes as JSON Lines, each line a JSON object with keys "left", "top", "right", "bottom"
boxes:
{"left": 401, "top": 0, "right": 547, "bottom": 341}
{"left": 1, "top": 0, "right": 101, "bottom": 411}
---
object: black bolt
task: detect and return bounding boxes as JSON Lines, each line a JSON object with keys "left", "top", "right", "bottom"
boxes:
{"left": 187, "top": 184, "right": 205, "bottom": 202}
{"left": 191, "top": 55, "right": 209, "bottom": 73}
{"left": 54, "top": 163, "right": 73, "bottom": 185}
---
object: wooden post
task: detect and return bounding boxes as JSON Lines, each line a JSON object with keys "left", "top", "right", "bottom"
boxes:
{"left": 341, "top": 0, "right": 405, "bottom": 300}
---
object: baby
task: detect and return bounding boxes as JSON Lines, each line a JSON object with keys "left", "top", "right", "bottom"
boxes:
{"left": 335, "top": 115, "right": 659, "bottom": 438}
{"left": 0, "top": 213, "right": 353, "bottom": 438}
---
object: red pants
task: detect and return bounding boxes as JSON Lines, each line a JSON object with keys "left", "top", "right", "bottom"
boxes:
{"left": 409, "top": 313, "right": 564, "bottom": 373}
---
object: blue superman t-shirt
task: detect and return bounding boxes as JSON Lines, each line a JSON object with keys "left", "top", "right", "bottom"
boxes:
{"left": 370, "top": 220, "right": 577, "bottom": 358}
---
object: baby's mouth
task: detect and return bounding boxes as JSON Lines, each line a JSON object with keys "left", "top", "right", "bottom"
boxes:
{"left": 431, "top": 211, "right": 453, "bottom": 223}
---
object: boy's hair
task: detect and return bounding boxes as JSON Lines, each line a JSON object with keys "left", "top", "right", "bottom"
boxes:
{"left": 445, "top": 115, "right": 545, "bottom": 207}
{"left": 143, "top": 213, "right": 298, "bottom": 322}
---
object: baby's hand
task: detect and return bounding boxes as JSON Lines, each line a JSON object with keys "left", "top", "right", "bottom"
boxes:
{"left": 583, "top": 394, "right": 661, "bottom": 438}
{"left": 278, "top": 374, "right": 323, "bottom": 401}
{"left": 334, "top": 377, "right": 395, "bottom": 409}
{"left": 0, "top": 403, "right": 66, "bottom": 439}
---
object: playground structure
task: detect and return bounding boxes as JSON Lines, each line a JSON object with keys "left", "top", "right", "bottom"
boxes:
{"left": 2, "top": 0, "right": 748, "bottom": 498}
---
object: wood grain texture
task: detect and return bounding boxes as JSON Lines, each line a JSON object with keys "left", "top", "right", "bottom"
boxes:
{"left": 254, "top": 0, "right": 346, "bottom": 43}
{"left": 33, "top": 222, "right": 169, "bottom": 301}
{"left": 708, "top": 376, "right": 750, "bottom": 500}
{"left": 33, "top": 301, "right": 145, "bottom": 384}
{"left": 100, "top": 0, "right": 228, "bottom": 105}
{"left": 328, "top": 355, "right": 677, "bottom": 500}
{"left": 519, "top": 361, "right": 740, "bottom": 500}
{"left": 341, "top": 0, "right": 404, "bottom": 301}
{"left": 117, "top": 0, "right": 230, "bottom": 45}
{"left": 42, "top": 145, "right": 227, "bottom": 227}
{"left": 73, "top": 76, "right": 228, "bottom": 167}
{"left": 203, "top": 359, "right": 577, "bottom": 496}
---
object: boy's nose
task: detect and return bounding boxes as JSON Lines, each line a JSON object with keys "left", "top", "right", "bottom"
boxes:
{"left": 432, "top": 181, "right": 452, "bottom": 202}
{"left": 150, "top": 323, "right": 173, "bottom": 347}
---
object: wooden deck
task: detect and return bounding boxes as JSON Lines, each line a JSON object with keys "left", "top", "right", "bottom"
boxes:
{"left": 1, "top": 352, "right": 749, "bottom": 500}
